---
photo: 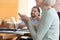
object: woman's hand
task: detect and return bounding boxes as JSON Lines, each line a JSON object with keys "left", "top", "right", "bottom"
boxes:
{"left": 18, "top": 13, "right": 30, "bottom": 24}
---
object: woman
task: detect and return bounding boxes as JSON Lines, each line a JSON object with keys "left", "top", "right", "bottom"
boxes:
{"left": 20, "top": 0, "right": 59, "bottom": 39}
{"left": 30, "top": 6, "right": 40, "bottom": 30}
{"left": 18, "top": 6, "right": 41, "bottom": 30}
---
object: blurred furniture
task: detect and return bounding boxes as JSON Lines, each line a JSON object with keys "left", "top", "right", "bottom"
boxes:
{"left": 0, "top": 36, "right": 3, "bottom": 40}
{"left": 0, "top": 19, "right": 31, "bottom": 40}
{"left": 0, "top": 29, "right": 30, "bottom": 40}
{"left": 0, "top": 33, "right": 17, "bottom": 40}
{"left": 0, "top": 21, "right": 17, "bottom": 40}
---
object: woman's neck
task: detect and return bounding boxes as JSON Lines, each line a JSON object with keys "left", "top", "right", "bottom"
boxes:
{"left": 31, "top": 16, "right": 40, "bottom": 21}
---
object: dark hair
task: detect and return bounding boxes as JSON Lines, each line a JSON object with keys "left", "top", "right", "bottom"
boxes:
{"left": 31, "top": 6, "right": 40, "bottom": 17}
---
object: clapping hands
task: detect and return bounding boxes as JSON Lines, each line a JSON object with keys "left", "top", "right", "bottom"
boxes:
{"left": 18, "top": 13, "right": 30, "bottom": 24}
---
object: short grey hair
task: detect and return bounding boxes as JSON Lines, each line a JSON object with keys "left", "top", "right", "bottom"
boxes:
{"left": 43, "top": 0, "right": 56, "bottom": 6}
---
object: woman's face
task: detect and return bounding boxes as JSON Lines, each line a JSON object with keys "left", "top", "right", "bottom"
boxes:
{"left": 35, "top": 0, "right": 43, "bottom": 7}
{"left": 31, "top": 8, "right": 39, "bottom": 18}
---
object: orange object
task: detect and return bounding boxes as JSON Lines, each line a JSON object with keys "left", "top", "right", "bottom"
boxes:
{"left": 0, "top": 0, "right": 18, "bottom": 21}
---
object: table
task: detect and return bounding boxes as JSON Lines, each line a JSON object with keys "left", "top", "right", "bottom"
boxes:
{"left": 0, "top": 29, "right": 30, "bottom": 35}
{"left": 0, "top": 29, "right": 30, "bottom": 40}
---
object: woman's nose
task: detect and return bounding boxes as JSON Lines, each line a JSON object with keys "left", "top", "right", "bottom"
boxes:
{"left": 32, "top": 11, "right": 35, "bottom": 14}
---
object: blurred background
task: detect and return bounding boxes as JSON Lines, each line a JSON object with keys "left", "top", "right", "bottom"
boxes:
{"left": 0, "top": 0, "right": 60, "bottom": 40}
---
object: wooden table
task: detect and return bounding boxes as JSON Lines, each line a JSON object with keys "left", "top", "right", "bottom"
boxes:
{"left": 0, "top": 29, "right": 30, "bottom": 40}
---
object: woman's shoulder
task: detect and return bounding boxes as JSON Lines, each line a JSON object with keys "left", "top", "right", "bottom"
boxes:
{"left": 46, "top": 8, "right": 57, "bottom": 15}
{"left": 42, "top": 8, "right": 57, "bottom": 19}
{"left": 48, "top": 8, "right": 57, "bottom": 12}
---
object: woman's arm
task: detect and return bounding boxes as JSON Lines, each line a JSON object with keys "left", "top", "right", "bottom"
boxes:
{"left": 28, "top": 20, "right": 37, "bottom": 40}
{"left": 28, "top": 11, "right": 56, "bottom": 40}
{"left": 37, "top": 12, "right": 55, "bottom": 40}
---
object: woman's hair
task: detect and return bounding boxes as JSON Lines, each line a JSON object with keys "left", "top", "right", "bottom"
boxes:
{"left": 31, "top": 6, "right": 40, "bottom": 16}
{"left": 43, "top": 0, "right": 56, "bottom": 6}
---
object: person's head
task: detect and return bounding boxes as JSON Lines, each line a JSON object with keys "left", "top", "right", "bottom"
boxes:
{"left": 35, "top": 0, "right": 56, "bottom": 7}
{"left": 31, "top": 6, "right": 40, "bottom": 18}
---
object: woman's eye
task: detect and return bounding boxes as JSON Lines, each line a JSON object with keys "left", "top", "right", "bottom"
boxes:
{"left": 34, "top": 11, "right": 36, "bottom": 12}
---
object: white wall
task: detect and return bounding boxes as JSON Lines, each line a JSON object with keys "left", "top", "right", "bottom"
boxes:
{"left": 28, "top": 0, "right": 36, "bottom": 17}
{"left": 18, "top": 0, "right": 36, "bottom": 17}
{"left": 18, "top": 0, "right": 28, "bottom": 15}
